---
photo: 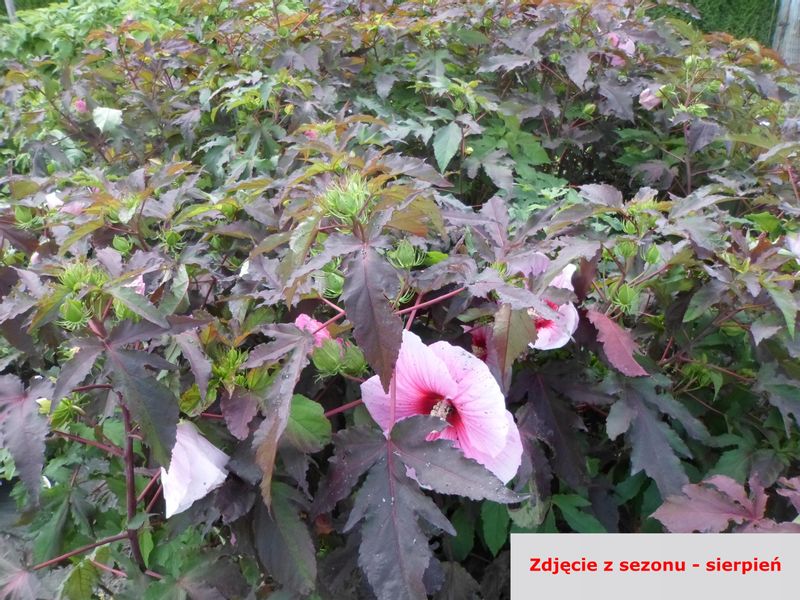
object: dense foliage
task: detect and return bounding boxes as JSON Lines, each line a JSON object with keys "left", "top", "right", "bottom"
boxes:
{"left": 1, "top": 0, "right": 800, "bottom": 598}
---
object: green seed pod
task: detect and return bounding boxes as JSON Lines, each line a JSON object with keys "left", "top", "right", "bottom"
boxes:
{"left": 644, "top": 245, "right": 660, "bottom": 264}
{"left": 388, "top": 240, "right": 424, "bottom": 270}
{"left": 323, "top": 270, "right": 344, "bottom": 298}
{"left": 617, "top": 240, "right": 637, "bottom": 259}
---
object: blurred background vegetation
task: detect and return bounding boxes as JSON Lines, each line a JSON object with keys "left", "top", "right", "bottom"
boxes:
{"left": 0, "top": 0, "right": 784, "bottom": 50}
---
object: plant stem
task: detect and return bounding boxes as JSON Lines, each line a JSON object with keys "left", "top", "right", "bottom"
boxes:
{"left": 32, "top": 532, "right": 129, "bottom": 571}
{"left": 52, "top": 431, "right": 124, "bottom": 457}
{"left": 324, "top": 399, "right": 363, "bottom": 418}
{"left": 394, "top": 286, "right": 467, "bottom": 316}
{"left": 122, "top": 405, "right": 146, "bottom": 571}
{"left": 135, "top": 471, "right": 161, "bottom": 504}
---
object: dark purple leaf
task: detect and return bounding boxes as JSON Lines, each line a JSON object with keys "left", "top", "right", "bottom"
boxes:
{"left": 486, "top": 304, "right": 537, "bottom": 392}
{"left": 221, "top": 388, "right": 259, "bottom": 440}
{"left": 687, "top": 119, "right": 722, "bottom": 154}
{"left": 586, "top": 309, "right": 648, "bottom": 377}
{"left": 0, "top": 376, "right": 51, "bottom": 506}
{"left": 341, "top": 248, "right": 403, "bottom": 391}
{"left": 254, "top": 482, "right": 317, "bottom": 595}
{"left": 391, "top": 417, "right": 524, "bottom": 503}
{"left": 252, "top": 332, "right": 312, "bottom": 506}
{"left": 176, "top": 331, "right": 212, "bottom": 402}
{"left": 565, "top": 50, "right": 591, "bottom": 89}
{"left": 343, "top": 456, "right": 454, "bottom": 600}
{"left": 578, "top": 184, "right": 623, "bottom": 207}
{"left": 0, "top": 217, "right": 37, "bottom": 256}
{"left": 598, "top": 81, "right": 634, "bottom": 121}
{"left": 313, "top": 426, "right": 385, "bottom": 516}
{"left": 52, "top": 341, "right": 103, "bottom": 403}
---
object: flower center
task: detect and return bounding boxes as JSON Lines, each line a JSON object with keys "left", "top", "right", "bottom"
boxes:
{"left": 430, "top": 399, "right": 453, "bottom": 421}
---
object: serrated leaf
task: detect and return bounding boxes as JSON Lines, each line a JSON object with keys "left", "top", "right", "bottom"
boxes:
{"left": 61, "top": 560, "right": 98, "bottom": 600}
{"left": 341, "top": 248, "right": 403, "bottom": 391}
{"left": 551, "top": 494, "right": 606, "bottom": 533}
{"left": 109, "top": 351, "right": 179, "bottom": 467}
{"left": 477, "top": 54, "right": 532, "bottom": 73}
{"left": 52, "top": 342, "right": 103, "bottom": 404}
{"left": 586, "top": 309, "right": 648, "bottom": 377}
{"left": 0, "top": 375, "right": 51, "bottom": 506}
{"left": 252, "top": 331, "right": 312, "bottom": 506}
{"left": 447, "top": 508, "right": 474, "bottom": 562}
{"left": 480, "top": 501, "right": 509, "bottom": 556}
{"left": 488, "top": 304, "right": 537, "bottom": 391}
{"left": 755, "top": 365, "right": 800, "bottom": 434}
{"left": 220, "top": 388, "right": 258, "bottom": 440}
{"left": 175, "top": 331, "right": 211, "bottom": 402}
{"left": 312, "top": 426, "right": 385, "bottom": 516}
{"left": 107, "top": 286, "right": 168, "bottom": 327}
{"left": 432, "top": 122, "right": 461, "bottom": 173}
{"left": 651, "top": 476, "right": 765, "bottom": 533}
{"left": 628, "top": 404, "right": 689, "bottom": 498}
{"left": 683, "top": 280, "right": 726, "bottom": 322}
{"left": 282, "top": 394, "right": 331, "bottom": 453}
{"left": 344, "top": 456, "right": 454, "bottom": 600}
{"left": 254, "top": 482, "right": 317, "bottom": 596}
{"left": 765, "top": 284, "right": 796, "bottom": 339}
{"left": 391, "top": 417, "right": 523, "bottom": 503}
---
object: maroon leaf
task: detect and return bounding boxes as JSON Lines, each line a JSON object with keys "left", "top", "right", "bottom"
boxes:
{"left": 176, "top": 330, "right": 212, "bottom": 402}
{"left": 586, "top": 310, "right": 648, "bottom": 377}
{"left": 221, "top": 388, "right": 259, "bottom": 440}
{"left": 652, "top": 476, "right": 770, "bottom": 533}
{"left": 0, "top": 376, "right": 52, "bottom": 506}
{"left": 341, "top": 247, "right": 403, "bottom": 391}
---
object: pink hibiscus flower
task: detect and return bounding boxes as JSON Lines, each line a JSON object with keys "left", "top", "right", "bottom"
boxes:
{"left": 639, "top": 87, "right": 662, "bottom": 110}
{"left": 294, "top": 313, "right": 333, "bottom": 347}
{"left": 529, "top": 264, "right": 579, "bottom": 351}
{"left": 360, "top": 330, "right": 522, "bottom": 483}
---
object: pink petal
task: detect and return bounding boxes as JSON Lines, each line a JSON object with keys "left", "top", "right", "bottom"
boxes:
{"left": 461, "top": 412, "right": 522, "bottom": 484}
{"left": 361, "top": 330, "right": 457, "bottom": 433}
{"left": 294, "top": 313, "right": 332, "bottom": 347}
{"left": 428, "top": 341, "right": 510, "bottom": 457}
{"left": 550, "top": 264, "right": 576, "bottom": 291}
{"left": 532, "top": 303, "right": 579, "bottom": 350}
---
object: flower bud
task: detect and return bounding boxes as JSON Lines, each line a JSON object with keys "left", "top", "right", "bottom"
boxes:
{"left": 321, "top": 173, "right": 371, "bottom": 222}
{"left": 312, "top": 339, "right": 344, "bottom": 377}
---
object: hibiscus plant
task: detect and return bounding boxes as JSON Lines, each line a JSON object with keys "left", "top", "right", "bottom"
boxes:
{"left": 1, "top": 0, "right": 800, "bottom": 598}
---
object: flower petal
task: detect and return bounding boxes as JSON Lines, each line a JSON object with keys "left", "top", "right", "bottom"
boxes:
{"left": 361, "top": 330, "right": 458, "bottom": 434}
{"left": 550, "top": 264, "right": 576, "bottom": 291}
{"left": 428, "top": 341, "right": 509, "bottom": 457}
{"left": 161, "top": 422, "right": 229, "bottom": 518}
{"left": 532, "top": 303, "right": 579, "bottom": 350}
{"left": 459, "top": 412, "right": 522, "bottom": 484}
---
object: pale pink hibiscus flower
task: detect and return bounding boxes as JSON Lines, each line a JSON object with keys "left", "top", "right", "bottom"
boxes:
{"left": 294, "top": 313, "right": 333, "bottom": 347}
{"left": 639, "top": 87, "right": 662, "bottom": 110}
{"left": 161, "top": 422, "right": 229, "bottom": 518}
{"left": 360, "top": 330, "right": 522, "bottom": 483}
{"left": 607, "top": 32, "right": 636, "bottom": 67}
{"left": 529, "top": 264, "right": 580, "bottom": 351}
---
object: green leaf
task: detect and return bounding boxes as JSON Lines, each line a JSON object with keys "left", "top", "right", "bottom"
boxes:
{"left": 448, "top": 507, "right": 475, "bottom": 562}
{"left": 282, "top": 394, "right": 331, "bottom": 453}
{"left": 108, "top": 285, "right": 169, "bottom": 328}
{"left": 765, "top": 284, "right": 796, "bottom": 339}
{"left": 480, "top": 501, "right": 510, "bottom": 557}
{"left": 62, "top": 559, "right": 98, "bottom": 600}
{"left": 433, "top": 122, "right": 461, "bottom": 172}
{"left": 552, "top": 494, "right": 606, "bottom": 533}
{"left": 92, "top": 106, "right": 123, "bottom": 132}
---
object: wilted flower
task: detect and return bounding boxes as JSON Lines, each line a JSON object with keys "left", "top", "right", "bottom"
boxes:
{"left": 360, "top": 330, "right": 522, "bottom": 483}
{"left": 294, "top": 313, "right": 333, "bottom": 347}
{"left": 639, "top": 87, "right": 662, "bottom": 110}
{"left": 161, "top": 422, "right": 229, "bottom": 518}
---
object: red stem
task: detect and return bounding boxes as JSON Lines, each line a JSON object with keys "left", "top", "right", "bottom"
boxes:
{"left": 135, "top": 472, "right": 161, "bottom": 504}
{"left": 122, "top": 405, "right": 146, "bottom": 571}
{"left": 394, "top": 287, "right": 466, "bottom": 316}
{"left": 89, "top": 559, "right": 128, "bottom": 578}
{"left": 52, "top": 431, "right": 124, "bottom": 457}
{"left": 146, "top": 484, "right": 163, "bottom": 514}
{"left": 324, "top": 399, "right": 363, "bottom": 418}
{"left": 404, "top": 292, "right": 425, "bottom": 330}
{"left": 32, "top": 532, "right": 129, "bottom": 571}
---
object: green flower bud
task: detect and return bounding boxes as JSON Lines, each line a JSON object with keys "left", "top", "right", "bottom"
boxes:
{"left": 617, "top": 240, "right": 637, "bottom": 259}
{"left": 323, "top": 270, "right": 344, "bottom": 298}
{"left": 644, "top": 245, "right": 661, "bottom": 264}
{"left": 613, "top": 284, "right": 639, "bottom": 314}
{"left": 341, "top": 343, "right": 367, "bottom": 376}
{"left": 58, "top": 298, "right": 90, "bottom": 331}
{"left": 321, "top": 173, "right": 371, "bottom": 222}
{"left": 388, "top": 240, "right": 424, "bottom": 270}
{"left": 112, "top": 235, "right": 134, "bottom": 254}
{"left": 312, "top": 339, "right": 344, "bottom": 377}
{"left": 582, "top": 103, "right": 596, "bottom": 116}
